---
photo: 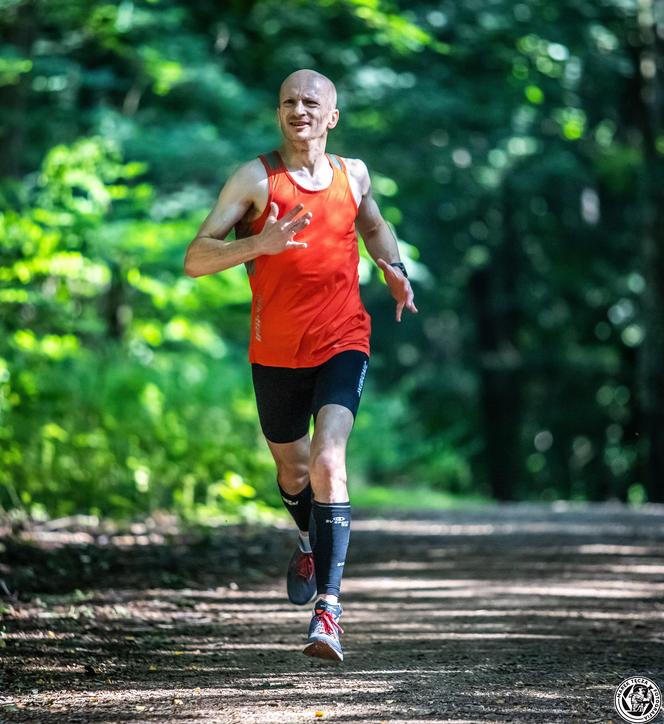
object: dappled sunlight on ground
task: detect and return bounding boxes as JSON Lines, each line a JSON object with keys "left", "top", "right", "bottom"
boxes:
{"left": 2, "top": 503, "right": 664, "bottom": 722}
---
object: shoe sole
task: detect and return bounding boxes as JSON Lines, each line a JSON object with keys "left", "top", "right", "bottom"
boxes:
{"left": 303, "top": 640, "right": 343, "bottom": 662}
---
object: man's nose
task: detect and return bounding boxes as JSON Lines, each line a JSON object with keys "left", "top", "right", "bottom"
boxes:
{"left": 293, "top": 100, "right": 306, "bottom": 114}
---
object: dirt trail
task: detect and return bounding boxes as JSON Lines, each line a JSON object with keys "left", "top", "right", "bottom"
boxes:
{"left": 2, "top": 502, "right": 664, "bottom": 723}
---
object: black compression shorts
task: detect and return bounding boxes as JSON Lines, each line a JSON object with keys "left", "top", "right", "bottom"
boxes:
{"left": 251, "top": 349, "right": 369, "bottom": 443}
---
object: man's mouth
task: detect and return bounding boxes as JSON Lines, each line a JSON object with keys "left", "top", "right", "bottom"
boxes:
{"left": 290, "top": 121, "right": 309, "bottom": 128}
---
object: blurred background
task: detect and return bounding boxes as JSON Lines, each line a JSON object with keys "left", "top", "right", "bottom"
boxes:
{"left": 1, "top": 0, "right": 662, "bottom": 523}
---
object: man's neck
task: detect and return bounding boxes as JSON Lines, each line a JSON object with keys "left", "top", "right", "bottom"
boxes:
{"left": 279, "top": 138, "right": 328, "bottom": 175}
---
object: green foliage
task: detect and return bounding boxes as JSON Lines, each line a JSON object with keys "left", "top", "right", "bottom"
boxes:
{"left": 0, "top": 136, "right": 272, "bottom": 518}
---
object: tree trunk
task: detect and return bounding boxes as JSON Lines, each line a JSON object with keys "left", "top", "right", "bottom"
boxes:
{"left": 0, "top": 3, "right": 34, "bottom": 178}
{"left": 632, "top": 2, "right": 664, "bottom": 501}
{"left": 105, "top": 262, "right": 126, "bottom": 341}
{"left": 468, "top": 181, "right": 523, "bottom": 501}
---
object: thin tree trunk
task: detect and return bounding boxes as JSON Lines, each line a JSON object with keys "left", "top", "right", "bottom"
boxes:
{"left": 105, "top": 262, "right": 126, "bottom": 341}
{"left": 633, "top": 1, "right": 664, "bottom": 501}
{"left": 468, "top": 183, "right": 523, "bottom": 501}
{"left": 0, "top": 3, "right": 34, "bottom": 178}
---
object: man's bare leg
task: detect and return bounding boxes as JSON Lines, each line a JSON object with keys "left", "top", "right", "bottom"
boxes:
{"left": 266, "top": 433, "right": 310, "bottom": 494}
{"left": 267, "top": 433, "right": 312, "bottom": 545}
{"left": 308, "top": 403, "right": 354, "bottom": 605}
{"left": 266, "top": 432, "right": 319, "bottom": 605}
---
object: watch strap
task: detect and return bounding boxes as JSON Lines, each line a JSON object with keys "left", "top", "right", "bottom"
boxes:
{"left": 389, "top": 261, "right": 408, "bottom": 278}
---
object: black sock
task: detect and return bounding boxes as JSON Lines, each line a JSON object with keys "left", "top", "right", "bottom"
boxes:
{"left": 309, "top": 500, "right": 351, "bottom": 598}
{"left": 277, "top": 480, "right": 312, "bottom": 532}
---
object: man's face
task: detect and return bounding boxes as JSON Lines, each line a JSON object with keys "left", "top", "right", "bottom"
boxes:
{"left": 277, "top": 75, "right": 338, "bottom": 142}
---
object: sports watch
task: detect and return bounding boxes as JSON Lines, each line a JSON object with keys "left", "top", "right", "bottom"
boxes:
{"left": 389, "top": 261, "right": 409, "bottom": 278}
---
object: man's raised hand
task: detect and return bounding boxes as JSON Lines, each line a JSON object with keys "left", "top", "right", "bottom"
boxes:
{"left": 376, "top": 258, "right": 418, "bottom": 322}
{"left": 258, "top": 202, "right": 311, "bottom": 256}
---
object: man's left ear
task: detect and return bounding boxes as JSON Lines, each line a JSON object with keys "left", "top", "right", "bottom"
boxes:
{"left": 327, "top": 109, "right": 340, "bottom": 130}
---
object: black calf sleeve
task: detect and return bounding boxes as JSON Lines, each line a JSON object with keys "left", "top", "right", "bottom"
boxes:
{"left": 310, "top": 500, "right": 351, "bottom": 597}
{"left": 278, "top": 480, "right": 312, "bottom": 532}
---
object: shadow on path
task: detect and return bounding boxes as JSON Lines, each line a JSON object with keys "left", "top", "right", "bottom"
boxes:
{"left": 2, "top": 502, "right": 664, "bottom": 722}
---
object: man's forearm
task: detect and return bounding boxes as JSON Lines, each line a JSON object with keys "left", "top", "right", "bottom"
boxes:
{"left": 362, "top": 220, "right": 401, "bottom": 265}
{"left": 184, "top": 234, "right": 263, "bottom": 278}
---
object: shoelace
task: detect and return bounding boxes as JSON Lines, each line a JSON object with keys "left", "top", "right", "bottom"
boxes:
{"left": 314, "top": 609, "right": 344, "bottom": 636}
{"left": 296, "top": 552, "right": 314, "bottom": 580}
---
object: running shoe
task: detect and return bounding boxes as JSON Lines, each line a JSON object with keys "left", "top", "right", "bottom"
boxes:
{"left": 303, "top": 598, "right": 344, "bottom": 662}
{"left": 287, "top": 537, "right": 316, "bottom": 605}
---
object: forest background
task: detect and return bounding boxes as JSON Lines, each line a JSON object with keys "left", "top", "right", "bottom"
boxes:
{"left": 1, "top": 0, "right": 662, "bottom": 522}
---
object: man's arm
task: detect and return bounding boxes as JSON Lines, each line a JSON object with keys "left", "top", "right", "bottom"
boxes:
{"left": 350, "top": 158, "right": 418, "bottom": 322}
{"left": 184, "top": 161, "right": 311, "bottom": 278}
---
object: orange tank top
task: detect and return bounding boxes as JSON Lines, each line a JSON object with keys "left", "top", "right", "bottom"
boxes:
{"left": 241, "top": 150, "right": 371, "bottom": 368}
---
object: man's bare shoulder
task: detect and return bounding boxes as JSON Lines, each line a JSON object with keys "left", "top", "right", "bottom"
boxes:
{"left": 340, "top": 156, "right": 370, "bottom": 195}
{"left": 220, "top": 158, "right": 268, "bottom": 219}
{"left": 228, "top": 157, "right": 268, "bottom": 191}
{"left": 341, "top": 156, "right": 369, "bottom": 175}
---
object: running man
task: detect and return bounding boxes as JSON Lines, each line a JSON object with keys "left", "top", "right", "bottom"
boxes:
{"left": 184, "top": 69, "right": 417, "bottom": 661}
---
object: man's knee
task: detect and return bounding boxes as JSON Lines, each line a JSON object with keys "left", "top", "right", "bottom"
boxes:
{"left": 276, "top": 461, "right": 309, "bottom": 494}
{"left": 309, "top": 449, "right": 346, "bottom": 487}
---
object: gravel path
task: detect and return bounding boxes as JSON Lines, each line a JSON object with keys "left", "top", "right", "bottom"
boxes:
{"left": 2, "top": 502, "right": 664, "bottom": 723}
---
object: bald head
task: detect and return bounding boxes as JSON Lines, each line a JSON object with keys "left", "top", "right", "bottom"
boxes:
{"left": 279, "top": 69, "right": 337, "bottom": 111}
